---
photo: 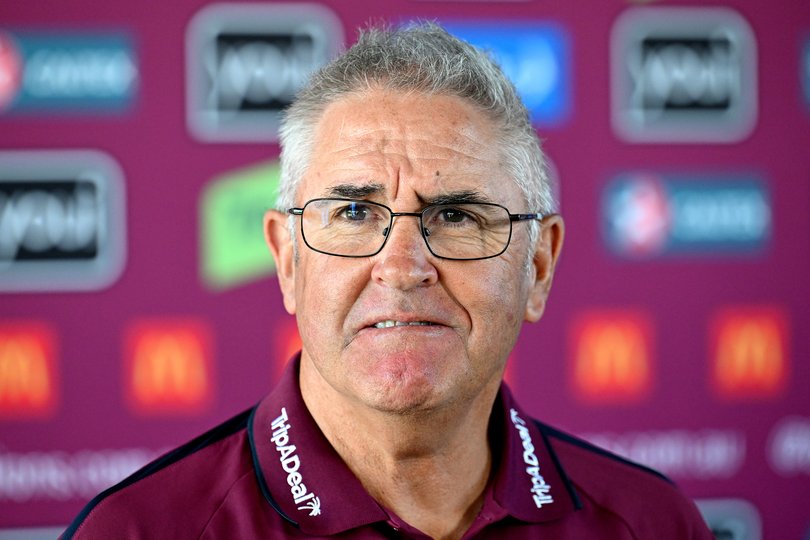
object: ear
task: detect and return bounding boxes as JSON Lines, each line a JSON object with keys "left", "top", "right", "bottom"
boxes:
{"left": 524, "top": 214, "right": 564, "bottom": 323}
{"left": 264, "top": 209, "right": 297, "bottom": 315}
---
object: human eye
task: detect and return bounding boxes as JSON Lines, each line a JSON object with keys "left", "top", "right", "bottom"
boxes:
{"left": 429, "top": 205, "right": 480, "bottom": 228}
{"left": 440, "top": 208, "right": 470, "bottom": 224}
{"left": 338, "top": 203, "right": 369, "bottom": 221}
{"left": 330, "top": 201, "right": 384, "bottom": 225}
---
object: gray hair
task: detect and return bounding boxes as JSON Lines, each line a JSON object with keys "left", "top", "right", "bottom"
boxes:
{"left": 277, "top": 21, "right": 556, "bottom": 251}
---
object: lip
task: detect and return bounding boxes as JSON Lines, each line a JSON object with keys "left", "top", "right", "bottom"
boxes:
{"left": 370, "top": 320, "right": 436, "bottom": 329}
{"left": 346, "top": 306, "right": 461, "bottom": 350}
{"left": 353, "top": 311, "right": 455, "bottom": 334}
{"left": 354, "top": 321, "right": 453, "bottom": 344}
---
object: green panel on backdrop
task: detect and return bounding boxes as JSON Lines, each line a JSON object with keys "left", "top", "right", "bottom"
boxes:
{"left": 201, "top": 161, "right": 280, "bottom": 290}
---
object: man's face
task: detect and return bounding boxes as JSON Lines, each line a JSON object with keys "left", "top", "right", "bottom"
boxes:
{"left": 267, "top": 89, "right": 561, "bottom": 415}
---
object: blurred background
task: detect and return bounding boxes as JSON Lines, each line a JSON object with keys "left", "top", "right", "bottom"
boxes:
{"left": 1, "top": 0, "right": 808, "bottom": 537}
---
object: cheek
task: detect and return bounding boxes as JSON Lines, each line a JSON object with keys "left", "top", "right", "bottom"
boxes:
{"left": 472, "top": 261, "right": 527, "bottom": 328}
{"left": 505, "top": 310, "right": 518, "bottom": 325}
{"left": 296, "top": 258, "right": 368, "bottom": 329}
{"left": 465, "top": 273, "right": 521, "bottom": 325}
{"left": 296, "top": 269, "right": 348, "bottom": 359}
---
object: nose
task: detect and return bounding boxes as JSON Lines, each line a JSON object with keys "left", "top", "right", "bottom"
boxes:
{"left": 371, "top": 215, "right": 438, "bottom": 290}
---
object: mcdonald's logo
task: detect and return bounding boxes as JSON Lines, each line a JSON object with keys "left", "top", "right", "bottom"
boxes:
{"left": 570, "top": 311, "right": 653, "bottom": 403}
{"left": 711, "top": 308, "right": 789, "bottom": 400}
{"left": 273, "top": 318, "right": 301, "bottom": 382}
{"left": 502, "top": 352, "right": 518, "bottom": 389}
{"left": 124, "top": 320, "right": 213, "bottom": 415}
{"left": 0, "top": 322, "right": 57, "bottom": 419}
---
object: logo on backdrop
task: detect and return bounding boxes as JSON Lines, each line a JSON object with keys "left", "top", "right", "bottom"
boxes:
{"left": 603, "top": 172, "right": 771, "bottom": 258}
{"left": 273, "top": 317, "right": 301, "bottom": 381}
{"left": 583, "top": 429, "right": 745, "bottom": 480}
{"left": 186, "top": 3, "right": 343, "bottom": 142}
{"left": 0, "top": 446, "right": 156, "bottom": 501}
{"left": 710, "top": 307, "right": 788, "bottom": 401}
{"left": 124, "top": 319, "right": 214, "bottom": 415}
{"left": 0, "top": 150, "right": 126, "bottom": 292}
{"left": 569, "top": 311, "right": 653, "bottom": 404}
{"left": 768, "top": 416, "right": 810, "bottom": 476}
{"left": 442, "top": 22, "right": 571, "bottom": 126}
{"left": 0, "top": 322, "right": 57, "bottom": 419}
{"left": 611, "top": 7, "right": 757, "bottom": 142}
{"left": 0, "top": 33, "right": 23, "bottom": 111}
{"left": 200, "top": 160, "right": 280, "bottom": 290}
{"left": 803, "top": 37, "right": 810, "bottom": 111}
{"left": 0, "top": 29, "right": 137, "bottom": 115}
{"left": 695, "top": 499, "right": 762, "bottom": 540}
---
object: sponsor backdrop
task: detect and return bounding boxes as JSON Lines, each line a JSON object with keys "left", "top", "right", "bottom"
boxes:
{"left": 0, "top": 0, "right": 808, "bottom": 538}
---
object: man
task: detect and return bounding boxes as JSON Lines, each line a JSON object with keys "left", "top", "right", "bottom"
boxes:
{"left": 64, "top": 23, "right": 714, "bottom": 539}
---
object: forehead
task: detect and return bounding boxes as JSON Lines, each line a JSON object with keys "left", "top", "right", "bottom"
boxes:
{"left": 299, "top": 90, "right": 522, "bottom": 205}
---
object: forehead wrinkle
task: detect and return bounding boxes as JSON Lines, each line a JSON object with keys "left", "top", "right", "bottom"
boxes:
{"left": 403, "top": 133, "right": 495, "bottom": 166}
{"left": 320, "top": 147, "right": 502, "bottom": 206}
{"left": 335, "top": 125, "right": 397, "bottom": 149}
{"left": 325, "top": 112, "right": 494, "bottom": 168}
{"left": 335, "top": 114, "right": 348, "bottom": 141}
{"left": 315, "top": 147, "right": 408, "bottom": 191}
{"left": 337, "top": 122, "right": 490, "bottom": 162}
{"left": 309, "top": 92, "right": 509, "bottom": 208}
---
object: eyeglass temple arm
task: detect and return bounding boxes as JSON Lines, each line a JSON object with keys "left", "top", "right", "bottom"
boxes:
{"left": 509, "top": 213, "right": 545, "bottom": 222}
{"left": 288, "top": 208, "right": 304, "bottom": 215}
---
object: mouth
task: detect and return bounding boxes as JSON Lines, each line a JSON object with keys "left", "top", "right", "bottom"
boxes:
{"left": 371, "top": 320, "right": 437, "bottom": 329}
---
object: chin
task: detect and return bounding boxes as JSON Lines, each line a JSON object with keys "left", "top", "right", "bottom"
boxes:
{"left": 359, "top": 375, "right": 449, "bottom": 416}
{"left": 366, "top": 396, "right": 442, "bottom": 417}
{"left": 343, "top": 350, "right": 471, "bottom": 415}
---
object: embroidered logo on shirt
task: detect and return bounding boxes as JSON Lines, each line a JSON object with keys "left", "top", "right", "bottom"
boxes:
{"left": 510, "top": 409, "right": 554, "bottom": 508}
{"left": 271, "top": 407, "right": 322, "bottom": 516}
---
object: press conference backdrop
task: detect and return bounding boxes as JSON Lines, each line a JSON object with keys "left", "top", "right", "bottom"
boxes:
{"left": 0, "top": 0, "right": 808, "bottom": 537}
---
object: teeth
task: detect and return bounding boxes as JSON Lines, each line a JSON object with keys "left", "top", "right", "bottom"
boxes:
{"left": 373, "top": 320, "right": 434, "bottom": 328}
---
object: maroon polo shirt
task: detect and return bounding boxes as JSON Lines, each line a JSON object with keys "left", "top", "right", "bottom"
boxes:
{"left": 64, "top": 357, "right": 713, "bottom": 539}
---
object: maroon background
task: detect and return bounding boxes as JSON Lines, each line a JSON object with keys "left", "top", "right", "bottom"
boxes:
{"left": 1, "top": 0, "right": 809, "bottom": 537}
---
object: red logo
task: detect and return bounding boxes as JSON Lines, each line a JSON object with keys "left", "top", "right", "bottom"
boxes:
{"left": 570, "top": 311, "right": 654, "bottom": 404}
{"left": 274, "top": 317, "right": 301, "bottom": 381}
{"left": 711, "top": 307, "right": 789, "bottom": 400}
{"left": 501, "top": 353, "right": 518, "bottom": 389}
{"left": 610, "top": 174, "right": 671, "bottom": 255}
{"left": 0, "top": 32, "right": 23, "bottom": 111}
{"left": 0, "top": 322, "right": 58, "bottom": 419}
{"left": 125, "top": 319, "right": 214, "bottom": 415}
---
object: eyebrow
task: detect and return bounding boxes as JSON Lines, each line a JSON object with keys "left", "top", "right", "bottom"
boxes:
{"left": 325, "top": 185, "right": 493, "bottom": 206}
{"left": 326, "top": 183, "right": 386, "bottom": 198}
{"left": 423, "top": 190, "right": 492, "bottom": 205}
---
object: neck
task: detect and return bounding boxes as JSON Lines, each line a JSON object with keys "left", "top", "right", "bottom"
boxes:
{"left": 299, "top": 356, "right": 499, "bottom": 540}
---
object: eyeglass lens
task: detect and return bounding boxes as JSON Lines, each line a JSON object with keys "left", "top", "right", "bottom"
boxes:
{"left": 299, "top": 199, "right": 513, "bottom": 260}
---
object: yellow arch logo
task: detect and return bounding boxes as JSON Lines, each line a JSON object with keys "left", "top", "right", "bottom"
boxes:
{"left": 573, "top": 315, "right": 652, "bottom": 403}
{"left": 127, "top": 323, "right": 212, "bottom": 414}
{"left": 0, "top": 325, "right": 56, "bottom": 417}
{"left": 714, "top": 311, "right": 787, "bottom": 398}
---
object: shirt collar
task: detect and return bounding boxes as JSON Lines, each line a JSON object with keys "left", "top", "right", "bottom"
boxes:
{"left": 487, "top": 384, "right": 580, "bottom": 523}
{"left": 249, "top": 356, "right": 579, "bottom": 535}
{"left": 248, "top": 356, "right": 388, "bottom": 536}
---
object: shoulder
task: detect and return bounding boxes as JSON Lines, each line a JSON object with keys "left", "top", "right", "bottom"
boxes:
{"left": 535, "top": 420, "right": 713, "bottom": 539}
{"left": 63, "top": 408, "right": 256, "bottom": 539}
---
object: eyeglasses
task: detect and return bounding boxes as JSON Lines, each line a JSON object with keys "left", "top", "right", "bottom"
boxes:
{"left": 288, "top": 198, "right": 544, "bottom": 261}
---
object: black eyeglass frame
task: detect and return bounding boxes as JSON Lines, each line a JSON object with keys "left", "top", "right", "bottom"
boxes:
{"left": 287, "top": 197, "right": 545, "bottom": 261}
